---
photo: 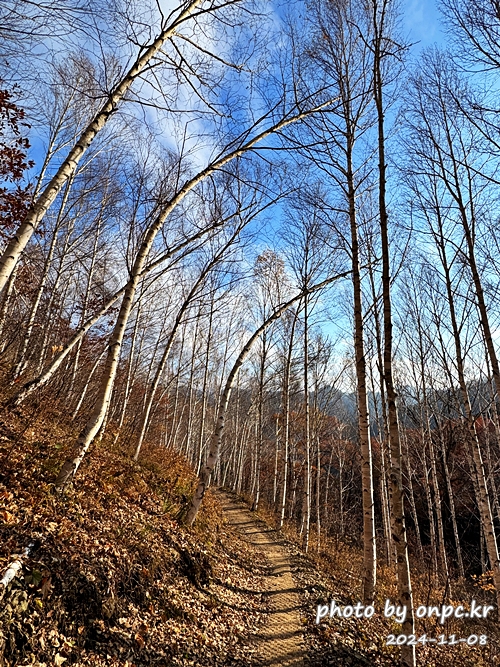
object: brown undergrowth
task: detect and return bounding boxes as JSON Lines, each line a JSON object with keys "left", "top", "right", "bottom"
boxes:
{"left": 0, "top": 408, "right": 266, "bottom": 667}
{"left": 250, "top": 500, "right": 499, "bottom": 667}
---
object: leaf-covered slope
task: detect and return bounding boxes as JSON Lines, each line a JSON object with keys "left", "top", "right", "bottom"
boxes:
{"left": 0, "top": 409, "right": 267, "bottom": 667}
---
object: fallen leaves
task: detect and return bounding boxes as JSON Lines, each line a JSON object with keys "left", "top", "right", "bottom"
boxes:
{"left": 1, "top": 509, "right": 17, "bottom": 524}
{"left": 0, "top": 412, "right": 267, "bottom": 667}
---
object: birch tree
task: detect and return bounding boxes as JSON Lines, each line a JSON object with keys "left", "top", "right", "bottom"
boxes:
{"left": 298, "top": 0, "right": 377, "bottom": 599}
{"left": 185, "top": 268, "right": 351, "bottom": 525}
{"left": 371, "top": 1, "right": 415, "bottom": 663}
{"left": 0, "top": 0, "right": 218, "bottom": 293}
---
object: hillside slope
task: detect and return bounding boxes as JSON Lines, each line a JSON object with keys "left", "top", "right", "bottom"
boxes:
{"left": 0, "top": 408, "right": 267, "bottom": 667}
{"left": 1, "top": 407, "right": 499, "bottom": 667}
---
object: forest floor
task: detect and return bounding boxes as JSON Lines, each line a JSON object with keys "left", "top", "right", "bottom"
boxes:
{"left": 0, "top": 406, "right": 269, "bottom": 667}
{"left": 225, "top": 488, "right": 500, "bottom": 667}
{"left": 0, "top": 405, "right": 499, "bottom": 667}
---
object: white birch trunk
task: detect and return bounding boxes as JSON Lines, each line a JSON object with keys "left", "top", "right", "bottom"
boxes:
{"left": 0, "top": 0, "right": 205, "bottom": 293}
{"left": 302, "top": 295, "right": 311, "bottom": 553}
{"left": 185, "top": 272, "right": 350, "bottom": 525}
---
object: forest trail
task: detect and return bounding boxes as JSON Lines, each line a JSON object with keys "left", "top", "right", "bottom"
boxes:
{"left": 217, "top": 490, "right": 304, "bottom": 667}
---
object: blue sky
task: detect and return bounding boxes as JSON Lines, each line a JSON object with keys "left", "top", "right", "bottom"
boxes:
{"left": 403, "top": 0, "right": 444, "bottom": 51}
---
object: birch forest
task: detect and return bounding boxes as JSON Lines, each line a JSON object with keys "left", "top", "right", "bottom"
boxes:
{"left": 2, "top": 1, "right": 500, "bottom": 666}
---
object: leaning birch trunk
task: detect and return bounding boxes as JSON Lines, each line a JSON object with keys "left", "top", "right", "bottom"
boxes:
{"left": 185, "top": 271, "right": 351, "bottom": 525}
{"left": 54, "top": 98, "right": 340, "bottom": 487}
{"left": 0, "top": 543, "right": 35, "bottom": 593}
{"left": 133, "top": 239, "right": 234, "bottom": 461}
{"left": 0, "top": 0, "right": 205, "bottom": 293}
{"left": 373, "top": 7, "right": 415, "bottom": 662}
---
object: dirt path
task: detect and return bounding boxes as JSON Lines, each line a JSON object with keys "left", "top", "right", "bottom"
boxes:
{"left": 217, "top": 490, "right": 304, "bottom": 667}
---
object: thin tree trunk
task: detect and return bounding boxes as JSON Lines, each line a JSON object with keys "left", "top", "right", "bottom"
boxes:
{"left": 324, "top": 445, "right": 335, "bottom": 534}
{"left": 71, "top": 348, "right": 107, "bottom": 420}
{"left": 166, "top": 320, "right": 186, "bottom": 450}
{"left": 402, "top": 427, "right": 425, "bottom": 566}
{"left": 369, "top": 356, "right": 393, "bottom": 566}
{"left": 316, "top": 432, "right": 321, "bottom": 552}
{"left": 255, "top": 331, "right": 267, "bottom": 512}
{"left": 196, "top": 300, "right": 214, "bottom": 474}
{"left": 273, "top": 414, "right": 280, "bottom": 507}
{"left": 348, "top": 152, "right": 376, "bottom": 601}
{"left": 184, "top": 309, "right": 201, "bottom": 464}
{"left": 185, "top": 271, "right": 351, "bottom": 524}
{"left": 368, "top": 256, "right": 395, "bottom": 567}
{"left": 0, "top": 0, "right": 206, "bottom": 292}
{"left": 280, "top": 307, "right": 300, "bottom": 529}
{"left": 423, "top": 443, "right": 438, "bottom": 580}
{"left": 373, "top": 7, "right": 415, "bottom": 660}
{"left": 428, "top": 426, "right": 449, "bottom": 582}
{"left": 438, "top": 424, "right": 464, "bottom": 577}
{"left": 113, "top": 301, "right": 143, "bottom": 442}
